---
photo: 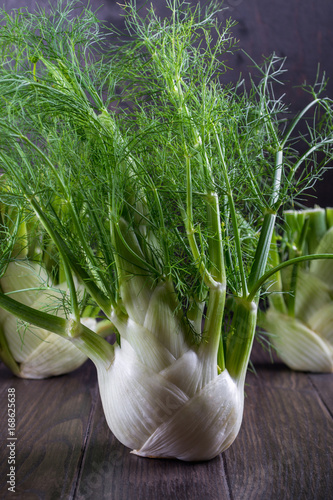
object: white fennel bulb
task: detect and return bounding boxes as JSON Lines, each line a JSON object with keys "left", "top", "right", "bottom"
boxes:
{"left": 93, "top": 281, "right": 245, "bottom": 462}
{"left": 262, "top": 308, "right": 333, "bottom": 373}
{"left": 98, "top": 346, "right": 242, "bottom": 461}
{"left": 262, "top": 267, "right": 333, "bottom": 373}
{"left": 261, "top": 210, "right": 333, "bottom": 373}
{"left": 0, "top": 261, "right": 92, "bottom": 378}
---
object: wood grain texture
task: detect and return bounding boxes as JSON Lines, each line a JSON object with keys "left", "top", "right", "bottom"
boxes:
{"left": 225, "top": 354, "right": 333, "bottom": 500}
{"left": 75, "top": 398, "right": 231, "bottom": 500}
{"left": 308, "top": 373, "right": 333, "bottom": 416}
{"left": 0, "top": 361, "right": 98, "bottom": 500}
{"left": 0, "top": 346, "right": 332, "bottom": 500}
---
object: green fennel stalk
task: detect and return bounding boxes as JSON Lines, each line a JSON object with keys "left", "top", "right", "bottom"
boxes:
{"left": 0, "top": 0, "right": 332, "bottom": 460}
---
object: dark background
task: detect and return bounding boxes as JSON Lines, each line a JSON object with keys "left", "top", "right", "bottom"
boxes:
{"left": 2, "top": 0, "right": 333, "bottom": 206}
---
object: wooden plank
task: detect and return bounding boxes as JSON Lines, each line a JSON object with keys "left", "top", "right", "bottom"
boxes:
{"left": 308, "top": 373, "right": 333, "bottom": 415}
{"left": 224, "top": 365, "right": 333, "bottom": 500}
{"left": 1, "top": 348, "right": 332, "bottom": 500}
{"left": 252, "top": 337, "right": 333, "bottom": 413}
{"left": 75, "top": 396, "right": 231, "bottom": 500}
{"left": 0, "top": 360, "right": 98, "bottom": 500}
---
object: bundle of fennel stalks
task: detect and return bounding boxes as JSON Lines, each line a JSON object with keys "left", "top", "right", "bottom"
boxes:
{"left": 0, "top": 0, "right": 333, "bottom": 462}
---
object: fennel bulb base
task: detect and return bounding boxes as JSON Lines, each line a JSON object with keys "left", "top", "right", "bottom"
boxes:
{"left": 96, "top": 339, "right": 244, "bottom": 462}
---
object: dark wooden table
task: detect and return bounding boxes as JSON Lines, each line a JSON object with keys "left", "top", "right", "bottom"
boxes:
{"left": 0, "top": 341, "right": 332, "bottom": 500}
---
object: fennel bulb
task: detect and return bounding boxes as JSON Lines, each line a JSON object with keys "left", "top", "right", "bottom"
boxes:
{"left": 260, "top": 208, "right": 333, "bottom": 372}
{"left": 0, "top": 260, "right": 93, "bottom": 378}
{"left": 82, "top": 218, "right": 253, "bottom": 461}
{"left": 98, "top": 281, "right": 245, "bottom": 461}
{"left": 0, "top": 197, "right": 103, "bottom": 378}
{"left": 0, "top": 0, "right": 332, "bottom": 461}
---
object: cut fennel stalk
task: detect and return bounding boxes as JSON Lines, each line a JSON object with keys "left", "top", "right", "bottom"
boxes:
{"left": 0, "top": 0, "right": 333, "bottom": 461}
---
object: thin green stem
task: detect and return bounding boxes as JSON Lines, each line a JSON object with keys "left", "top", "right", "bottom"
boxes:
{"left": 151, "top": 184, "right": 171, "bottom": 276}
{"left": 271, "top": 150, "right": 283, "bottom": 206}
{"left": 32, "top": 62, "right": 37, "bottom": 82}
{"left": 54, "top": 234, "right": 114, "bottom": 315}
{"left": 184, "top": 152, "right": 217, "bottom": 288}
{"left": 0, "top": 291, "right": 114, "bottom": 368}
{"left": 206, "top": 191, "right": 225, "bottom": 284}
{"left": 287, "top": 138, "right": 333, "bottom": 184}
{"left": 260, "top": 58, "right": 281, "bottom": 148}
{"left": 0, "top": 291, "right": 68, "bottom": 335}
{"left": 86, "top": 200, "right": 115, "bottom": 289}
{"left": 225, "top": 297, "right": 257, "bottom": 383}
{"left": 202, "top": 191, "right": 226, "bottom": 367}
{"left": 248, "top": 149, "right": 284, "bottom": 296}
{"left": 233, "top": 130, "right": 263, "bottom": 205}
{"left": 248, "top": 253, "right": 333, "bottom": 302}
{"left": 28, "top": 196, "right": 80, "bottom": 322}
{"left": 281, "top": 98, "right": 319, "bottom": 148}
{"left": 213, "top": 124, "right": 248, "bottom": 297}
{"left": 287, "top": 262, "right": 299, "bottom": 317}
{"left": 185, "top": 225, "right": 218, "bottom": 289}
{"left": 66, "top": 200, "right": 112, "bottom": 293}
{"left": 248, "top": 212, "right": 277, "bottom": 296}
{"left": 114, "top": 221, "right": 158, "bottom": 276}
{"left": 202, "top": 286, "right": 226, "bottom": 370}
{"left": 267, "top": 231, "right": 287, "bottom": 314}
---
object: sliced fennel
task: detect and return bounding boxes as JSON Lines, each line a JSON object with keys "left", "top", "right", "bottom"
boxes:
{"left": 260, "top": 207, "right": 333, "bottom": 372}
{"left": 0, "top": 0, "right": 332, "bottom": 460}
